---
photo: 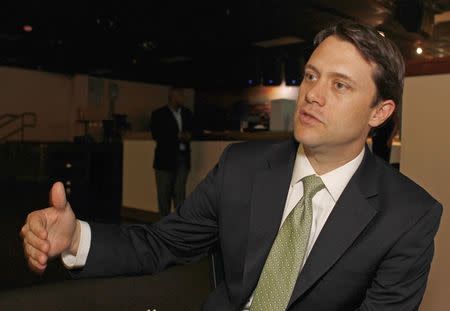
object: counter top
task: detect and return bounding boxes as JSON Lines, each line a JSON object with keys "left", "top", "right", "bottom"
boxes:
{"left": 123, "top": 130, "right": 293, "bottom": 141}
{"left": 122, "top": 131, "right": 401, "bottom": 147}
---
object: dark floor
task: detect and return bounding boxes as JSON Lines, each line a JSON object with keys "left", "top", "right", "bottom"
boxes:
{"left": 0, "top": 181, "right": 212, "bottom": 310}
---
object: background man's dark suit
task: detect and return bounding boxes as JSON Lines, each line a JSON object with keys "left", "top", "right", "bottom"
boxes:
{"left": 150, "top": 105, "right": 194, "bottom": 215}
{"left": 72, "top": 139, "right": 442, "bottom": 310}
{"left": 150, "top": 105, "right": 193, "bottom": 171}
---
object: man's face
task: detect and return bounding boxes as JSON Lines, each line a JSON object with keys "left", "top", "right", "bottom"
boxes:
{"left": 170, "top": 89, "right": 185, "bottom": 108}
{"left": 294, "top": 35, "right": 380, "bottom": 155}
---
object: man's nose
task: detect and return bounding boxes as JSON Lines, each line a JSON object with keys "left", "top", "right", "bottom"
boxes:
{"left": 305, "top": 81, "right": 325, "bottom": 106}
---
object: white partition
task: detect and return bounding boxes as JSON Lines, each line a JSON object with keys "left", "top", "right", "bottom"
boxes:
{"left": 401, "top": 74, "right": 450, "bottom": 311}
{"left": 122, "top": 140, "right": 234, "bottom": 212}
{"left": 270, "top": 99, "right": 296, "bottom": 131}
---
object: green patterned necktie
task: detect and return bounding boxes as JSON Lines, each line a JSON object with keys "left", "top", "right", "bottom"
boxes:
{"left": 250, "top": 174, "right": 325, "bottom": 311}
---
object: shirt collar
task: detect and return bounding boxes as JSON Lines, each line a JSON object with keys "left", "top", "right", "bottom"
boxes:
{"left": 169, "top": 106, "right": 181, "bottom": 114}
{"left": 291, "top": 145, "right": 365, "bottom": 202}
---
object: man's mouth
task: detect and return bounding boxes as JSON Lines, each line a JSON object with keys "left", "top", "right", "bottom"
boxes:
{"left": 298, "top": 109, "right": 323, "bottom": 125}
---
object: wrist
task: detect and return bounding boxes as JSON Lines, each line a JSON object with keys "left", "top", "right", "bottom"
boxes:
{"left": 69, "top": 220, "right": 81, "bottom": 256}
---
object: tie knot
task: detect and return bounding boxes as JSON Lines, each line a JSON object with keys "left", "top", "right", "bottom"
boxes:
{"left": 302, "top": 174, "right": 325, "bottom": 198}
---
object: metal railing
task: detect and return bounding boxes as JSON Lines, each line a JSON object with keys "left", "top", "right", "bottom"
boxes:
{"left": 0, "top": 112, "right": 37, "bottom": 142}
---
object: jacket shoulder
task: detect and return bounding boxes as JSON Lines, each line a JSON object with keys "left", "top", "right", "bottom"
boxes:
{"left": 152, "top": 106, "right": 169, "bottom": 115}
{"left": 225, "top": 140, "right": 289, "bottom": 157}
{"left": 219, "top": 139, "right": 295, "bottom": 171}
{"left": 374, "top": 157, "right": 441, "bottom": 215}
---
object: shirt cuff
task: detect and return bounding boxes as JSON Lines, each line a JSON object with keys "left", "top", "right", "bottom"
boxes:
{"left": 61, "top": 220, "right": 91, "bottom": 269}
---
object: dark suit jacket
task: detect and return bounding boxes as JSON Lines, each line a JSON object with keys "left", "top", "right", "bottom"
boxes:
{"left": 150, "top": 105, "right": 193, "bottom": 170}
{"left": 74, "top": 139, "right": 442, "bottom": 310}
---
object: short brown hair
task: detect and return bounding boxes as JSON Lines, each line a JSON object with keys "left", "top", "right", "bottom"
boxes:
{"left": 314, "top": 20, "right": 405, "bottom": 109}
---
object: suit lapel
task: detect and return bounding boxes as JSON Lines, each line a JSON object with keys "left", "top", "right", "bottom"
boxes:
{"left": 241, "top": 139, "right": 297, "bottom": 302}
{"left": 164, "top": 106, "right": 180, "bottom": 132}
{"left": 287, "top": 146, "right": 379, "bottom": 308}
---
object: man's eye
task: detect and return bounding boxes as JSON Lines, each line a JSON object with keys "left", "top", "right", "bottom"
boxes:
{"left": 335, "top": 82, "right": 348, "bottom": 90}
{"left": 305, "top": 73, "right": 316, "bottom": 81}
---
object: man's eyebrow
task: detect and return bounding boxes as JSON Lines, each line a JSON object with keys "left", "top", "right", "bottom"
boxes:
{"left": 305, "top": 64, "right": 318, "bottom": 72}
{"left": 305, "top": 64, "right": 357, "bottom": 86}
{"left": 329, "top": 72, "right": 357, "bottom": 86}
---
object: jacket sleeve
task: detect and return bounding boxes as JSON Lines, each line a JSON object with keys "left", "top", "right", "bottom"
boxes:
{"left": 71, "top": 144, "right": 232, "bottom": 278}
{"left": 183, "top": 108, "right": 194, "bottom": 133}
{"left": 150, "top": 109, "right": 178, "bottom": 142}
{"left": 356, "top": 202, "right": 442, "bottom": 311}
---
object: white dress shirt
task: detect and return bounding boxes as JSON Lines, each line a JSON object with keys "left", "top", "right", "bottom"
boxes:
{"left": 61, "top": 220, "right": 91, "bottom": 268}
{"left": 63, "top": 145, "right": 365, "bottom": 308}
{"left": 243, "top": 145, "right": 364, "bottom": 309}
{"left": 169, "top": 106, "right": 186, "bottom": 151}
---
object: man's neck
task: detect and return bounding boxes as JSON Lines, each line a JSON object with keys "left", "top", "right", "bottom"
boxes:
{"left": 303, "top": 143, "right": 365, "bottom": 175}
{"left": 168, "top": 103, "right": 180, "bottom": 111}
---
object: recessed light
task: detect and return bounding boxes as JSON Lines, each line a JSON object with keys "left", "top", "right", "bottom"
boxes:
{"left": 253, "top": 36, "right": 304, "bottom": 48}
{"left": 160, "top": 56, "right": 191, "bottom": 63}
{"left": 23, "top": 25, "right": 33, "bottom": 33}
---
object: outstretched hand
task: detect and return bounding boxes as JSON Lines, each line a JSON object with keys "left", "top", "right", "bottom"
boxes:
{"left": 20, "top": 182, "right": 80, "bottom": 274}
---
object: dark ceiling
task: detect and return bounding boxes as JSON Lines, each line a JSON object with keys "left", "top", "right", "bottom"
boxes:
{"left": 1, "top": 0, "right": 450, "bottom": 88}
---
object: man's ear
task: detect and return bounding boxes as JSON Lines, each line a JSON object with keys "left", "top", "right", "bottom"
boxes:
{"left": 368, "top": 99, "right": 396, "bottom": 127}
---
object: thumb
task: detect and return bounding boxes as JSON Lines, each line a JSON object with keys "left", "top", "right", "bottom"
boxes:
{"left": 50, "top": 182, "right": 67, "bottom": 210}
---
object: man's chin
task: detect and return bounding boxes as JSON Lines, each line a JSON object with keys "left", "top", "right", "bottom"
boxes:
{"left": 294, "top": 130, "right": 321, "bottom": 147}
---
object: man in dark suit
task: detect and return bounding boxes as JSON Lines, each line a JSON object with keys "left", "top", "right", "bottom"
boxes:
{"left": 371, "top": 115, "right": 398, "bottom": 163}
{"left": 21, "top": 21, "right": 442, "bottom": 310}
{"left": 150, "top": 87, "right": 193, "bottom": 216}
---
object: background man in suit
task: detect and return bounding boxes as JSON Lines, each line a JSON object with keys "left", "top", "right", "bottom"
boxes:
{"left": 21, "top": 21, "right": 442, "bottom": 310}
{"left": 150, "top": 87, "right": 193, "bottom": 216}
{"left": 371, "top": 114, "right": 398, "bottom": 163}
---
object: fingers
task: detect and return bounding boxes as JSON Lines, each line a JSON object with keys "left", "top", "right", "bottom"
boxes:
{"left": 50, "top": 181, "right": 67, "bottom": 210}
{"left": 23, "top": 212, "right": 47, "bottom": 240}
{"left": 20, "top": 213, "right": 50, "bottom": 274}
{"left": 27, "top": 255, "right": 47, "bottom": 275}
{"left": 23, "top": 235, "right": 49, "bottom": 274}
{"left": 19, "top": 181, "right": 70, "bottom": 275}
{"left": 24, "top": 242, "right": 48, "bottom": 266}
{"left": 23, "top": 229, "right": 50, "bottom": 254}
